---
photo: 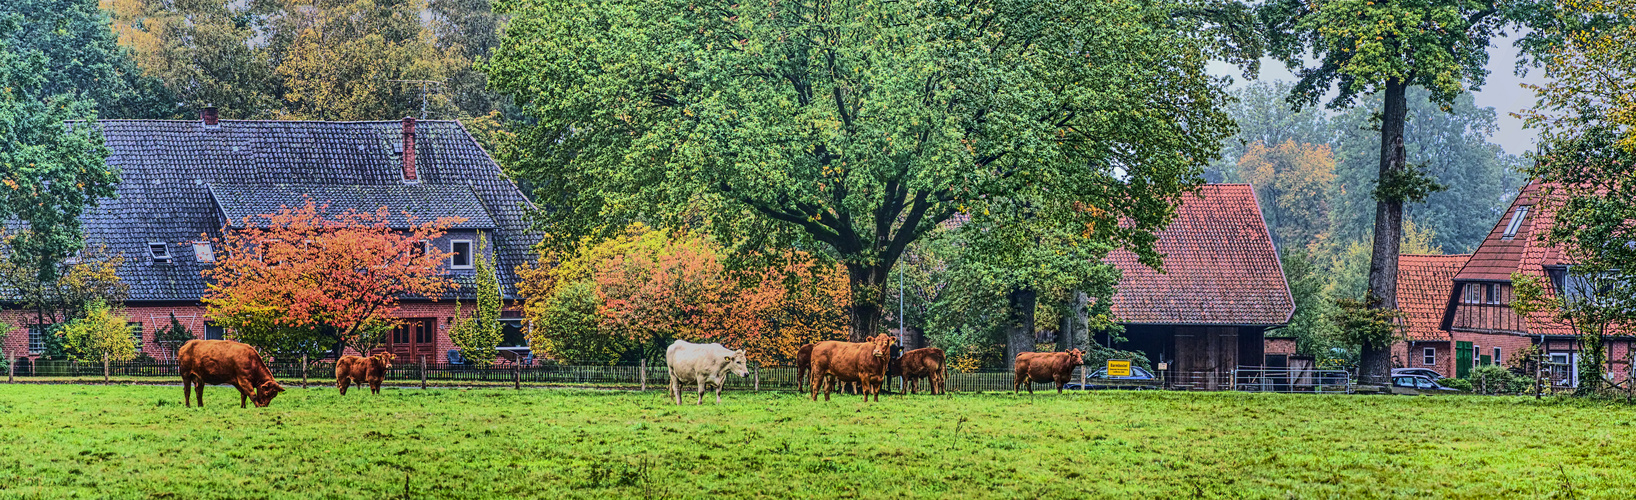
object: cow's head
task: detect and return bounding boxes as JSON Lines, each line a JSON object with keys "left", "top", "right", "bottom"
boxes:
{"left": 869, "top": 334, "right": 896, "bottom": 358}
{"left": 1066, "top": 348, "right": 1085, "bottom": 364}
{"left": 375, "top": 352, "right": 396, "bottom": 370}
{"left": 728, "top": 350, "right": 750, "bottom": 377}
{"left": 251, "top": 381, "right": 285, "bottom": 407}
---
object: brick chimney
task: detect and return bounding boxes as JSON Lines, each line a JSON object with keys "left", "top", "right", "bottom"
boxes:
{"left": 401, "top": 117, "right": 419, "bottom": 183}
{"left": 200, "top": 106, "right": 219, "bottom": 127}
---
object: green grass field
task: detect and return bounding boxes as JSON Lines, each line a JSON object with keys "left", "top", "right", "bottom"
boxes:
{"left": 1, "top": 385, "right": 1634, "bottom": 499}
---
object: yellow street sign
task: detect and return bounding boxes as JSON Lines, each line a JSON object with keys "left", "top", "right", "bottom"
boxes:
{"left": 1107, "top": 359, "right": 1131, "bottom": 377}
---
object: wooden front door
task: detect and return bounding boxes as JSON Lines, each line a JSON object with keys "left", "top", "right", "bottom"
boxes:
{"left": 388, "top": 318, "right": 437, "bottom": 361}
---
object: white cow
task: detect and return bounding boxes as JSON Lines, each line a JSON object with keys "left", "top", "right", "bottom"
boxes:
{"left": 665, "top": 340, "right": 750, "bottom": 405}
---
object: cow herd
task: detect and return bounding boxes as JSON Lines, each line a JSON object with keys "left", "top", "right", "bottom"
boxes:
{"left": 173, "top": 336, "right": 1089, "bottom": 409}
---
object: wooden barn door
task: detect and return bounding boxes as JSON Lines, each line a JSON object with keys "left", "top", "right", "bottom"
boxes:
{"left": 388, "top": 318, "right": 437, "bottom": 361}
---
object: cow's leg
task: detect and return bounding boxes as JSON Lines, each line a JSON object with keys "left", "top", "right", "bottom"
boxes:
{"left": 371, "top": 379, "right": 381, "bottom": 395}
{"left": 195, "top": 381, "right": 205, "bottom": 408}
{"left": 1013, "top": 373, "right": 1022, "bottom": 394}
{"left": 669, "top": 372, "right": 681, "bottom": 406}
{"left": 695, "top": 376, "right": 707, "bottom": 405}
{"left": 233, "top": 378, "right": 255, "bottom": 408}
{"left": 810, "top": 371, "right": 821, "bottom": 401}
{"left": 714, "top": 377, "right": 724, "bottom": 404}
{"left": 183, "top": 377, "right": 192, "bottom": 407}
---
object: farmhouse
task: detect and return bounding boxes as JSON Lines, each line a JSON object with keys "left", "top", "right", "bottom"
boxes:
{"left": 1103, "top": 184, "right": 1295, "bottom": 389}
{"left": 1432, "top": 181, "right": 1633, "bottom": 386}
{"left": 1389, "top": 253, "right": 1472, "bottom": 378}
{"left": 0, "top": 109, "right": 536, "bottom": 363}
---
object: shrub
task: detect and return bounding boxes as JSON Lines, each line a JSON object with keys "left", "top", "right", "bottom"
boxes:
{"left": 1439, "top": 378, "right": 1473, "bottom": 392}
{"left": 1469, "top": 365, "right": 1528, "bottom": 395}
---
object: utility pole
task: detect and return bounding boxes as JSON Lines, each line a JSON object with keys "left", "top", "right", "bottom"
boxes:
{"left": 387, "top": 80, "right": 445, "bottom": 119}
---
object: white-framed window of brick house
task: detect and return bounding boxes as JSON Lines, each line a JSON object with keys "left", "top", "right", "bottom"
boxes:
{"left": 1423, "top": 347, "right": 1436, "bottom": 366}
{"left": 27, "top": 324, "right": 48, "bottom": 354}
{"left": 450, "top": 240, "right": 473, "bottom": 269}
{"left": 148, "top": 242, "right": 172, "bottom": 262}
{"left": 128, "top": 321, "right": 144, "bottom": 354}
{"left": 1463, "top": 283, "right": 1482, "bottom": 304}
{"left": 1493, "top": 347, "right": 1501, "bottom": 365}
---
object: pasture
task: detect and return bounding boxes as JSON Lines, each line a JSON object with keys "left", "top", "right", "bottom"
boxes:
{"left": 0, "top": 385, "right": 1633, "bottom": 499}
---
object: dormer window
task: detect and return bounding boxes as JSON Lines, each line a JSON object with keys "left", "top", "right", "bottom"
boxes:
{"left": 1502, "top": 205, "right": 1530, "bottom": 240}
{"left": 149, "top": 242, "right": 172, "bottom": 263}
{"left": 450, "top": 240, "right": 473, "bottom": 269}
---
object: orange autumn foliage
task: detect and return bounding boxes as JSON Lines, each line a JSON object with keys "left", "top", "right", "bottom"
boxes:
{"left": 521, "top": 224, "right": 848, "bottom": 365}
{"left": 202, "top": 200, "right": 463, "bottom": 353}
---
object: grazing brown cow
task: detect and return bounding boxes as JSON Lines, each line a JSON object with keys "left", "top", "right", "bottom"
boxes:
{"left": 794, "top": 343, "right": 814, "bottom": 392}
{"left": 336, "top": 353, "right": 395, "bottom": 395}
{"left": 895, "top": 347, "right": 948, "bottom": 395}
{"left": 1013, "top": 348, "right": 1085, "bottom": 394}
{"left": 178, "top": 339, "right": 285, "bottom": 408}
{"left": 808, "top": 334, "right": 896, "bottom": 402}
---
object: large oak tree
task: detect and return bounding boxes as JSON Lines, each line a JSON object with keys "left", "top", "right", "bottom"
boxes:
{"left": 488, "top": 0, "right": 1242, "bottom": 340}
{"left": 1261, "top": 0, "right": 1514, "bottom": 382}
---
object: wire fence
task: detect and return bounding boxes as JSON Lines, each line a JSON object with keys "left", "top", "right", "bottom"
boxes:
{"left": 6, "top": 359, "right": 1332, "bottom": 393}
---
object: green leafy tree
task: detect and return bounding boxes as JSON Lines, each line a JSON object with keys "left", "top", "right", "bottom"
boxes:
{"left": 59, "top": 300, "right": 138, "bottom": 382}
{"left": 263, "top": 0, "right": 465, "bottom": 120}
{"left": 104, "top": 0, "right": 278, "bottom": 118}
{"left": 488, "top": 0, "right": 1241, "bottom": 341}
{"left": 0, "top": 0, "right": 175, "bottom": 118}
{"left": 1282, "top": 248, "right": 1342, "bottom": 357}
{"left": 1327, "top": 89, "right": 1525, "bottom": 254}
{"left": 1210, "top": 81, "right": 1333, "bottom": 183}
{"left": 1261, "top": 0, "right": 1510, "bottom": 382}
{"left": 1238, "top": 140, "right": 1337, "bottom": 249}
{"left": 449, "top": 236, "right": 504, "bottom": 366}
{"left": 528, "top": 281, "right": 632, "bottom": 364}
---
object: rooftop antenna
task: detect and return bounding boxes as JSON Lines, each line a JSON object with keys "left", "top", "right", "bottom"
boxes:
{"left": 388, "top": 80, "right": 445, "bottom": 119}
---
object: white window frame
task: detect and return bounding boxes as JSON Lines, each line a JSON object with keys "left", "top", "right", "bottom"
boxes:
{"left": 450, "top": 240, "right": 474, "bottom": 269}
{"left": 27, "top": 324, "right": 47, "bottom": 354}
{"left": 1493, "top": 347, "right": 1501, "bottom": 365}
{"left": 128, "top": 322, "right": 144, "bottom": 354}
{"left": 148, "top": 242, "right": 172, "bottom": 262}
{"left": 1486, "top": 284, "right": 1502, "bottom": 305}
{"left": 1503, "top": 205, "right": 1531, "bottom": 239}
{"left": 1423, "top": 347, "right": 1436, "bottom": 366}
{"left": 192, "top": 241, "right": 214, "bottom": 263}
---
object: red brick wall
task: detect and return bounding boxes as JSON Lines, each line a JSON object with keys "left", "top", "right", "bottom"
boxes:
{"left": 1264, "top": 337, "right": 1296, "bottom": 356}
{"left": 1393, "top": 340, "right": 1452, "bottom": 378}
{"left": 2, "top": 300, "right": 488, "bottom": 362}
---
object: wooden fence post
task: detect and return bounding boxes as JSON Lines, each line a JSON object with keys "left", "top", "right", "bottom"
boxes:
{"left": 513, "top": 362, "right": 520, "bottom": 390}
{"left": 753, "top": 364, "right": 760, "bottom": 392}
{"left": 1080, "top": 365, "right": 1087, "bottom": 389}
{"left": 7, "top": 348, "right": 13, "bottom": 383}
{"left": 301, "top": 354, "right": 308, "bottom": 389}
{"left": 639, "top": 359, "right": 647, "bottom": 391}
{"left": 420, "top": 356, "right": 427, "bottom": 389}
{"left": 103, "top": 353, "right": 110, "bottom": 384}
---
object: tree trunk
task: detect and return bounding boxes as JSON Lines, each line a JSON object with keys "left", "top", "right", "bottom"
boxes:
{"left": 1361, "top": 78, "right": 1409, "bottom": 385}
{"left": 1006, "top": 288, "right": 1037, "bottom": 370}
{"left": 846, "top": 264, "right": 888, "bottom": 342}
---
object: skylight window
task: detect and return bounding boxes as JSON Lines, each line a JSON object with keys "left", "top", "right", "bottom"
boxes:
{"left": 1502, "top": 205, "right": 1530, "bottom": 239}
{"left": 149, "top": 242, "right": 172, "bottom": 262}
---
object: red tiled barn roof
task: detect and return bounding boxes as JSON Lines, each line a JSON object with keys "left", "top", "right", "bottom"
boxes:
{"left": 1105, "top": 184, "right": 1295, "bottom": 325}
{"left": 1397, "top": 254, "right": 1467, "bottom": 341}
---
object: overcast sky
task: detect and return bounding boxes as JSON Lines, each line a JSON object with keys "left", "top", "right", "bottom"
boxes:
{"left": 1206, "top": 34, "right": 1546, "bottom": 155}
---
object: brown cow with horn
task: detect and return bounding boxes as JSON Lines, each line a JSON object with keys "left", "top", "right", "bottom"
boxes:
{"left": 1013, "top": 348, "right": 1085, "bottom": 394}
{"left": 808, "top": 334, "right": 896, "bottom": 402}
{"left": 178, "top": 339, "right": 285, "bottom": 408}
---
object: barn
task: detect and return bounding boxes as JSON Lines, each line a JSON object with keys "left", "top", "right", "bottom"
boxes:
{"left": 1102, "top": 184, "right": 1295, "bottom": 390}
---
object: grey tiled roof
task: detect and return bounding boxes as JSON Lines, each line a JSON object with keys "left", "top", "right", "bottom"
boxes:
{"left": 209, "top": 183, "right": 497, "bottom": 229}
{"left": 86, "top": 119, "right": 536, "bottom": 302}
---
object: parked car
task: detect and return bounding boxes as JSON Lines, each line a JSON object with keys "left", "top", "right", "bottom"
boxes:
{"left": 1391, "top": 374, "right": 1460, "bottom": 392}
{"left": 1392, "top": 368, "right": 1444, "bottom": 380}
{"left": 1062, "top": 366, "right": 1158, "bottom": 390}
